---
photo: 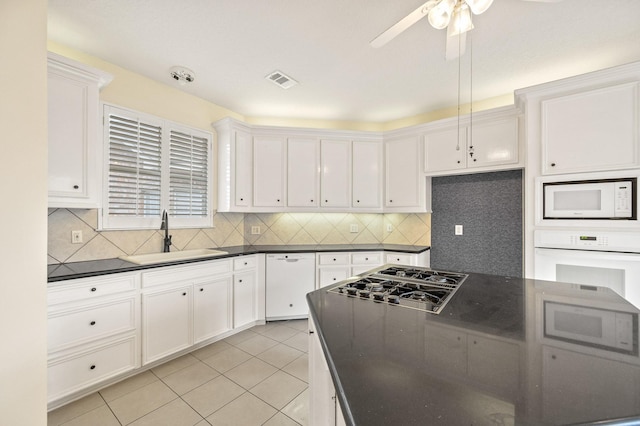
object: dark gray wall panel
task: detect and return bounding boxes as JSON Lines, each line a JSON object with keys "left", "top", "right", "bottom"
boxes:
{"left": 431, "top": 169, "right": 523, "bottom": 277}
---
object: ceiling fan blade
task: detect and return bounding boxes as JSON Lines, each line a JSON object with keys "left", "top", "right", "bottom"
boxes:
{"left": 370, "top": 0, "right": 438, "bottom": 48}
{"left": 445, "top": 31, "right": 466, "bottom": 62}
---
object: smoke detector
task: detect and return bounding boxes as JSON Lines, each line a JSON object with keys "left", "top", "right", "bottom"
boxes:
{"left": 170, "top": 66, "right": 195, "bottom": 85}
{"left": 265, "top": 70, "right": 298, "bottom": 89}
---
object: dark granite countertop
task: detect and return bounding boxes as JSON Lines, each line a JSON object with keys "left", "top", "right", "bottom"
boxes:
{"left": 47, "top": 244, "right": 430, "bottom": 282}
{"left": 307, "top": 273, "right": 640, "bottom": 425}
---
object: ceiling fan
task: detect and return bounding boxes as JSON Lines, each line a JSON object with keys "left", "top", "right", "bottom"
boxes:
{"left": 370, "top": 0, "right": 562, "bottom": 60}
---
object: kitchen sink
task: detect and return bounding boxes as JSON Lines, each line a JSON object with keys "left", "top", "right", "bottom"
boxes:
{"left": 119, "top": 249, "right": 228, "bottom": 265}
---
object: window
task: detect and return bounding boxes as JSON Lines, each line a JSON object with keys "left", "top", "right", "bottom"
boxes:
{"left": 101, "top": 105, "right": 213, "bottom": 230}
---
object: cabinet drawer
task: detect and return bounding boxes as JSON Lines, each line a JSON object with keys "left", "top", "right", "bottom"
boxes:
{"left": 318, "top": 253, "right": 349, "bottom": 265}
{"left": 142, "top": 259, "right": 232, "bottom": 288}
{"left": 48, "top": 336, "right": 137, "bottom": 402}
{"left": 318, "top": 267, "right": 351, "bottom": 289}
{"left": 351, "top": 252, "right": 382, "bottom": 265}
{"left": 385, "top": 253, "right": 413, "bottom": 265}
{"left": 48, "top": 274, "right": 137, "bottom": 305}
{"left": 234, "top": 255, "right": 256, "bottom": 271}
{"left": 48, "top": 296, "right": 137, "bottom": 352}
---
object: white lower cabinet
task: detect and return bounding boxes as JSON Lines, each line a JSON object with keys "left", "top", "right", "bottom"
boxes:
{"left": 141, "top": 259, "right": 235, "bottom": 365}
{"left": 194, "top": 277, "right": 233, "bottom": 343}
{"left": 47, "top": 272, "right": 140, "bottom": 406}
{"left": 309, "top": 318, "right": 347, "bottom": 426}
{"left": 234, "top": 271, "right": 257, "bottom": 328}
{"left": 142, "top": 284, "right": 193, "bottom": 364}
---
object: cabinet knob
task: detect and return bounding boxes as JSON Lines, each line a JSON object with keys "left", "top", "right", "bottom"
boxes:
{"left": 325, "top": 199, "right": 328, "bottom": 203}
{"left": 551, "top": 354, "right": 557, "bottom": 360}
{"left": 289, "top": 304, "right": 293, "bottom": 307}
{"left": 277, "top": 199, "right": 280, "bottom": 202}
{"left": 365, "top": 257, "right": 369, "bottom": 260}
{"left": 244, "top": 262, "right": 248, "bottom": 265}
{"left": 182, "top": 292, "right": 187, "bottom": 296}
{"left": 356, "top": 200, "right": 360, "bottom": 203}
{"left": 90, "top": 321, "right": 96, "bottom": 326}
{"left": 389, "top": 199, "right": 393, "bottom": 203}
{"left": 332, "top": 258, "right": 336, "bottom": 261}
{"left": 550, "top": 163, "right": 556, "bottom": 167}
{"left": 90, "top": 365, "right": 96, "bottom": 370}
{"left": 473, "top": 158, "right": 477, "bottom": 162}
{"left": 200, "top": 288, "right": 204, "bottom": 292}
{"left": 239, "top": 279, "right": 243, "bottom": 283}
{"left": 310, "top": 199, "right": 314, "bottom": 202}
{"left": 90, "top": 287, "right": 97, "bottom": 292}
{"left": 333, "top": 278, "right": 337, "bottom": 281}
{"left": 240, "top": 197, "right": 244, "bottom": 201}
{"left": 73, "top": 185, "right": 79, "bottom": 189}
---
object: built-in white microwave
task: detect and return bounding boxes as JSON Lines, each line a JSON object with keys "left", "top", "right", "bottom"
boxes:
{"left": 543, "top": 178, "right": 636, "bottom": 220}
{"left": 544, "top": 301, "right": 637, "bottom": 355}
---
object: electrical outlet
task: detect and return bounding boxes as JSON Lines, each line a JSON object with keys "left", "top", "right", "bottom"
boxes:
{"left": 251, "top": 226, "right": 261, "bottom": 235}
{"left": 350, "top": 224, "right": 359, "bottom": 233}
{"left": 71, "top": 230, "right": 83, "bottom": 244}
{"left": 386, "top": 224, "right": 393, "bottom": 232}
{"left": 455, "top": 225, "right": 463, "bottom": 235}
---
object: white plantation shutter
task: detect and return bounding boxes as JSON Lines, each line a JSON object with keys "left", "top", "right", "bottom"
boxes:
{"left": 102, "top": 105, "right": 213, "bottom": 230}
{"left": 169, "top": 129, "right": 209, "bottom": 218}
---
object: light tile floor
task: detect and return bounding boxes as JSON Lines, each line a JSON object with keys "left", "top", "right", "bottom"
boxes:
{"left": 48, "top": 319, "right": 310, "bottom": 426}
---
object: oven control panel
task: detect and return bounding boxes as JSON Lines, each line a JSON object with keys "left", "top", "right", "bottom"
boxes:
{"left": 534, "top": 230, "right": 640, "bottom": 253}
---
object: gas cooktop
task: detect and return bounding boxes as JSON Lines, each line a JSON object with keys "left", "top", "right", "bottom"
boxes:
{"left": 327, "top": 264, "right": 468, "bottom": 314}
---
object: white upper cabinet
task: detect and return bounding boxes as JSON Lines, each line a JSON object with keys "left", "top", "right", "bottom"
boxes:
{"left": 214, "top": 119, "right": 253, "bottom": 212}
{"left": 541, "top": 82, "right": 639, "bottom": 175}
{"left": 253, "top": 135, "right": 286, "bottom": 207}
{"left": 288, "top": 138, "right": 320, "bottom": 208}
{"left": 352, "top": 141, "right": 383, "bottom": 209}
{"left": 321, "top": 139, "right": 351, "bottom": 208}
{"left": 424, "top": 127, "right": 467, "bottom": 172}
{"left": 423, "top": 106, "right": 520, "bottom": 175}
{"left": 47, "top": 52, "right": 112, "bottom": 208}
{"left": 385, "top": 136, "right": 426, "bottom": 211}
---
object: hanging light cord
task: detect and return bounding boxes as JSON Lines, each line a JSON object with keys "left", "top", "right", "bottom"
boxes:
{"left": 469, "top": 31, "right": 473, "bottom": 153}
{"left": 456, "top": 31, "right": 462, "bottom": 151}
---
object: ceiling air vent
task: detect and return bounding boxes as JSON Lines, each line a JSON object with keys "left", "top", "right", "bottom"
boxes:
{"left": 265, "top": 70, "right": 298, "bottom": 89}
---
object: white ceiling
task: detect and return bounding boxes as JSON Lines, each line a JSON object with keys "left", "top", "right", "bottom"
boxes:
{"left": 47, "top": 0, "right": 640, "bottom": 123}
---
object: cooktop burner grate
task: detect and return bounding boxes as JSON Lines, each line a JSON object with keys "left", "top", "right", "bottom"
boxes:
{"left": 327, "top": 264, "right": 467, "bottom": 314}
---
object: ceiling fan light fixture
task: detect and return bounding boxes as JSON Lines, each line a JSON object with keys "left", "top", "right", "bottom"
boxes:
{"left": 464, "top": 0, "right": 494, "bottom": 15}
{"left": 428, "top": 0, "right": 456, "bottom": 29}
{"left": 448, "top": 2, "right": 474, "bottom": 36}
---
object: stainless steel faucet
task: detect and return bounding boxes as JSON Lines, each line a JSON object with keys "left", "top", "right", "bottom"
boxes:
{"left": 160, "top": 210, "right": 172, "bottom": 252}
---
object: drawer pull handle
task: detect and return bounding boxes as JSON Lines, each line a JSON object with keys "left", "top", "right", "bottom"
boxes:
{"left": 333, "top": 278, "right": 337, "bottom": 281}
{"left": 239, "top": 279, "right": 243, "bottom": 283}
{"left": 365, "top": 257, "right": 369, "bottom": 260}
{"left": 289, "top": 304, "right": 293, "bottom": 307}
{"left": 90, "top": 287, "right": 97, "bottom": 292}
{"left": 90, "top": 321, "right": 96, "bottom": 326}
{"left": 200, "top": 288, "right": 204, "bottom": 292}
{"left": 182, "top": 292, "right": 187, "bottom": 296}
{"left": 73, "top": 185, "right": 79, "bottom": 189}
{"left": 90, "top": 365, "right": 96, "bottom": 370}
{"left": 244, "top": 262, "right": 248, "bottom": 265}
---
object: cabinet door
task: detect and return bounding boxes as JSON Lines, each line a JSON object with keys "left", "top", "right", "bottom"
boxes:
{"left": 234, "top": 129, "right": 253, "bottom": 207}
{"left": 469, "top": 117, "right": 518, "bottom": 168}
{"left": 194, "top": 276, "right": 232, "bottom": 344}
{"left": 309, "top": 320, "right": 337, "bottom": 426}
{"left": 48, "top": 70, "right": 101, "bottom": 207}
{"left": 321, "top": 140, "right": 351, "bottom": 208}
{"left": 424, "top": 127, "right": 467, "bottom": 172}
{"left": 253, "top": 136, "right": 285, "bottom": 207}
{"left": 352, "top": 141, "right": 383, "bottom": 208}
{"left": 288, "top": 138, "right": 320, "bottom": 207}
{"left": 234, "top": 271, "right": 257, "bottom": 328}
{"left": 142, "top": 285, "right": 192, "bottom": 365}
{"left": 385, "top": 137, "right": 423, "bottom": 208}
{"left": 318, "top": 267, "right": 351, "bottom": 289}
{"left": 542, "top": 82, "right": 639, "bottom": 174}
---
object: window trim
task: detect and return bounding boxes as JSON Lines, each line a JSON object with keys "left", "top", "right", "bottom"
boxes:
{"left": 100, "top": 103, "right": 214, "bottom": 230}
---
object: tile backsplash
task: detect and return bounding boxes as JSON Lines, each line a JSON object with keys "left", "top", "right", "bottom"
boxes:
{"left": 48, "top": 209, "right": 430, "bottom": 264}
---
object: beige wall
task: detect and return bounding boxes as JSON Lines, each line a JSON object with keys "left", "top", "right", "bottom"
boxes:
{"left": 48, "top": 210, "right": 430, "bottom": 263}
{"left": 1, "top": 0, "right": 48, "bottom": 424}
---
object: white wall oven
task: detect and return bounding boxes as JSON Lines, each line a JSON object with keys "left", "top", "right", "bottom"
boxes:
{"left": 543, "top": 177, "right": 636, "bottom": 220}
{"left": 534, "top": 230, "right": 640, "bottom": 309}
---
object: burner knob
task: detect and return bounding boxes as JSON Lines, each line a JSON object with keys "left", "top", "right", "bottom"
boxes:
{"left": 388, "top": 295, "right": 400, "bottom": 304}
{"left": 359, "top": 290, "right": 370, "bottom": 298}
{"left": 372, "top": 292, "right": 385, "bottom": 301}
{"left": 346, "top": 287, "right": 358, "bottom": 296}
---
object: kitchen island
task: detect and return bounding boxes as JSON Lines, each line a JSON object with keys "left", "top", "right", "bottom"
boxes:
{"left": 307, "top": 271, "right": 640, "bottom": 425}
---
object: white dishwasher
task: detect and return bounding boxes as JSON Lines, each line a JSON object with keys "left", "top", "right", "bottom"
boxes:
{"left": 266, "top": 253, "right": 316, "bottom": 320}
